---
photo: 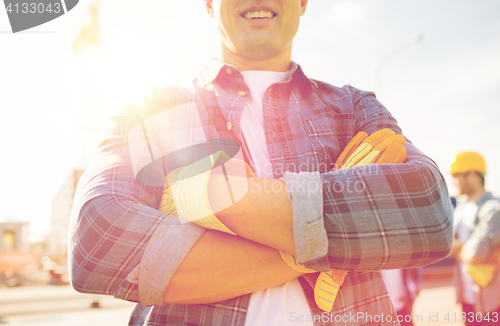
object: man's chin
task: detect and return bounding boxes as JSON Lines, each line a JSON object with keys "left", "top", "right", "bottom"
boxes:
{"left": 236, "top": 43, "right": 283, "bottom": 60}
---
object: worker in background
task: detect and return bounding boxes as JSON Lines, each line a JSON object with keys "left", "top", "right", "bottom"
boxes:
{"left": 449, "top": 151, "right": 500, "bottom": 326}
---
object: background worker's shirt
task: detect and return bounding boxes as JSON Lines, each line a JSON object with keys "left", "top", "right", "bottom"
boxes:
{"left": 68, "top": 58, "right": 453, "bottom": 326}
{"left": 452, "top": 193, "right": 500, "bottom": 314}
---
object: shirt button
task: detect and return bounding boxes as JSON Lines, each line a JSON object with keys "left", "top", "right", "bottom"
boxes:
{"left": 238, "top": 90, "right": 246, "bottom": 97}
{"left": 272, "top": 131, "right": 277, "bottom": 138}
{"left": 227, "top": 122, "right": 232, "bottom": 130}
{"left": 226, "top": 68, "right": 232, "bottom": 75}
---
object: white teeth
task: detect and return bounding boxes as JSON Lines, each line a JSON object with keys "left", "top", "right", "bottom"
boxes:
{"left": 244, "top": 11, "right": 274, "bottom": 19}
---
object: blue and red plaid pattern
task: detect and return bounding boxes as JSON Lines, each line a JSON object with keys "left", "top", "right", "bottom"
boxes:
{"left": 68, "top": 58, "right": 453, "bottom": 325}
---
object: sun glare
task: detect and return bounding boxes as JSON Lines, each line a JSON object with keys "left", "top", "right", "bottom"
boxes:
{"left": 90, "top": 1, "right": 217, "bottom": 136}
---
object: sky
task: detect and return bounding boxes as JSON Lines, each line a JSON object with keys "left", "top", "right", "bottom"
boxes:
{"left": 1, "top": 0, "right": 499, "bottom": 242}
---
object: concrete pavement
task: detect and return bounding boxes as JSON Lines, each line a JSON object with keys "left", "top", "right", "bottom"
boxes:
{"left": 0, "top": 276, "right": 464, "bottom": 326}
{"left": 0, "top": 284, "right": 135, "bottom": 326}
{"left": 413, "top": 286, "right": 463, "bottom": 326}
{"left": 412, "top": 275, "right": 463, "bottom": 326}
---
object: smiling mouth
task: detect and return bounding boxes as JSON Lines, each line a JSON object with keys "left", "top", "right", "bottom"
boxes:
{"left": 241, "top": 10, "right": 276, "bottom": 19}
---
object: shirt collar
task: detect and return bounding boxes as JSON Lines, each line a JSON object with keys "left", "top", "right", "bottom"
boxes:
{"left": 195, "top": 57, "right": 318, "bottom": 92}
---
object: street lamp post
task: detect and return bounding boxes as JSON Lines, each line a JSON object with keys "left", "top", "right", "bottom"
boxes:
{"left": 375, "top": 33, "right": 424, "bottom": 94}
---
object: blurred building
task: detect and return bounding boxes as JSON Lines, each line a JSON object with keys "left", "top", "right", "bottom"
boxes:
{"left": 0, "top": 218, "right": 29, "bottom": 252}
{"left": 0, "top": 218, "right": 39, "bottom": 285}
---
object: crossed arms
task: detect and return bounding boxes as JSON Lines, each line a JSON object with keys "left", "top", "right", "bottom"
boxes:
{"left": 68, "top": 86, "right": 453, "bottom": 306}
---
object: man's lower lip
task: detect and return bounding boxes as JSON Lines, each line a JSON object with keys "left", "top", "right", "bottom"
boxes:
{"left": 242, "top": 17, "right": 274, "bottom": 24}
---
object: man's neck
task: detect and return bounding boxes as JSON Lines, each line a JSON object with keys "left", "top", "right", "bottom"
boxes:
{"left": 220, "top": 46, "right": 292, "bottom": 72}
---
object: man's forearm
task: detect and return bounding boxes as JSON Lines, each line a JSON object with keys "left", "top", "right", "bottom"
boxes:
{"left": 209, "top": 154, "right": 453, "bottom": 272}
{"left": 164, "top": 229, "right": 302, "bottom": 304}
{"left": 210, "top": 177, "right": 297, "bottom": 255}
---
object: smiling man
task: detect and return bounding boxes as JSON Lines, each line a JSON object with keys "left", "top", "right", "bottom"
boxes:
{"left": 68, "top": 1, "right": 454, "bottom": 325}
{"left": 212, "top": 0, "right": 303, "bottom": 71}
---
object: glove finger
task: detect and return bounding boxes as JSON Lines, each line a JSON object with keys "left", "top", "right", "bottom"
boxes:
{"left": 354, "top": 149, "right": 380, "bottom": 166}
{"left": 334, "top": 131, "right": 368, "bottom": 169}
{"left": 341, "top": 129, "right": 396, "bottom": 169}
{"left": 160, "top": 166, "right": 187, "bottom": 216}
{"left": 341, "top": 142, "right": 373, "bottom": 169}
{"left": 160, "top": 176, "right": 179, "bottom": 216}
{"left": 314, "top": 270, "right": 344, "bottom": 312}
{"left": 373, "top": 134, "right": 406, "bottom": 152}
{"left": 364, "top": 129, "right": 396, "bottom": 147}
{"left": 353, "top": 135, "right": 406, "bottom": 166}
{"left": 375, "top": 142, "right": 407, "bottom": 164}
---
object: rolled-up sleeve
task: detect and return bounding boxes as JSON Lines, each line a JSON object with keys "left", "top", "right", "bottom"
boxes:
{"left": 283, "top": 87, "right": 454, "bottom": 272}
{"left": 70, "top": 195, "right": 204, "bottom": 305}
{"left": 320, "top": 144, "right": 453, "bottom": 271}
{"left": 280, "top": 171, "right": 329, "bottom": 272}
{"left": 68, "top": 93, "right": 205, "bottom": 305}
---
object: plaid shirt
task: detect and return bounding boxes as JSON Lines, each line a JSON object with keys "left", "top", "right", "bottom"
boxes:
{"left": 452, "top": 192, "right": 500, "bottom": 314}
{"left": 68, "top": 58, "right": 453, "bottom": 326}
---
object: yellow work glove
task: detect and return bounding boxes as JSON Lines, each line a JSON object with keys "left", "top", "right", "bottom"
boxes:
{"left": 281, "top": 128, "right": 407, "bottom": 312}
{"left": 159, "top": 150, "right": 253, "bottom": 235}
{"left": 336, "top": 129, "right": 406, "bottom": 168}
{"left": 466, "top": 246, "right": 500, "bottom": 288}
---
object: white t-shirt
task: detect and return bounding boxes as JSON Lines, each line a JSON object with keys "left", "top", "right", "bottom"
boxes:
{"left": 240, "top": 70, "right": 313, "bottom": 326}
{"left": 456, "top": 201, "right": 479, "bottom": 305}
